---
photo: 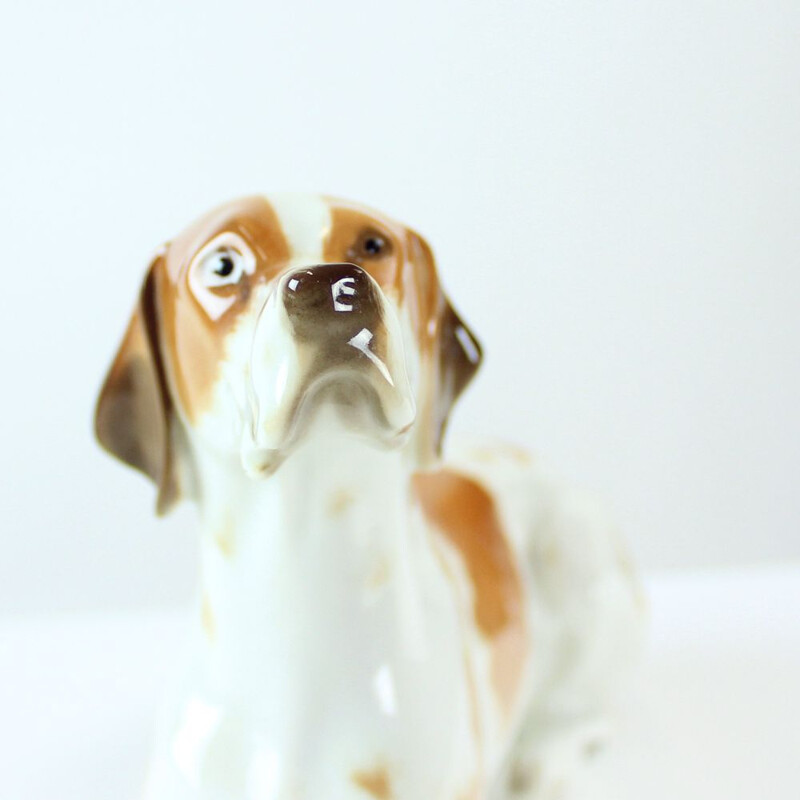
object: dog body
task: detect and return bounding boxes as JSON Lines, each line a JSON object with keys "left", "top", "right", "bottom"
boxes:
{"left": 96, "top": 195, "right": 643, "bottom": 800}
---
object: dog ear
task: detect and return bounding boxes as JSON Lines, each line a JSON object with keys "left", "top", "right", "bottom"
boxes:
{"left": 406, "top": 232, "right": 483, "bottom": 463}
{"left": 94, "top": 253, "right": 182, "bottom": 515}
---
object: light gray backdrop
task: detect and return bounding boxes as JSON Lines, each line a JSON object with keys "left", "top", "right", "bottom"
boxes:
{"left": 1, "top": 0, "right": 798, "bottom": 612}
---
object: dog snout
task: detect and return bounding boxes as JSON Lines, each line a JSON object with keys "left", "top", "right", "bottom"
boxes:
{"left": 282, "top": 263, "right": 382, "bottom": 339}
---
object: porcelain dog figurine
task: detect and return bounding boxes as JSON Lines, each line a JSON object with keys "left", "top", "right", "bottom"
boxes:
{"left": 95, "top": 195, "right": 644, "bottom": 800}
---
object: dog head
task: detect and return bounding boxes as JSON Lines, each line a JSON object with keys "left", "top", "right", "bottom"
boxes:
{"left": 95, "top": 195, "right": 482, "bottom": 513}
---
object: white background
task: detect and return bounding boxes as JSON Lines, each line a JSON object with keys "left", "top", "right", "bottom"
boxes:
{"left": 1, "top": 0, "right": 798, "bottom": 613}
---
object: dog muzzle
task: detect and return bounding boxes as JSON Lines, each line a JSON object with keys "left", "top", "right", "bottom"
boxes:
{"left": 242, "top": 263, "right": 416, "bottom": 475}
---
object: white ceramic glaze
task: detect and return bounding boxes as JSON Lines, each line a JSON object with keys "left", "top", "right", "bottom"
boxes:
{"left": 95, "top": 194, "right": 645, "bottom": 800}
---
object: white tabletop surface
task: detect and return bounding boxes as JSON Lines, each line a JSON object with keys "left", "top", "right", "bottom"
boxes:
{"left": 1, "top": 564, "right": 798, "bottom": 800}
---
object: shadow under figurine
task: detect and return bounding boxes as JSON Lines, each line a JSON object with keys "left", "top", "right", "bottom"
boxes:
{"left": 95, "top": 195, "right": 644, "bottom": 800}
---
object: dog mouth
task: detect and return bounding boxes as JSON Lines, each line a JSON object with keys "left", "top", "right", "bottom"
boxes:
{"left": 240, "top": 265, "right": 415, "bottom": 476}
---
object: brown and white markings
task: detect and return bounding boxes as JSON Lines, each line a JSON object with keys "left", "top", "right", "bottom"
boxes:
{"left": 96, "top": 195, "right": 643, "bottom": 800}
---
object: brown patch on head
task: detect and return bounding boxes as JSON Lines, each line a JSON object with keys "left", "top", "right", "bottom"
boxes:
{"left": 413, "top": 469, "right": 529, "bottom": 715}
{"left": 352, "top": 766, "right": 391, "bottom": 799}
{"left": 323, "top": 202, "right": 407, "bottom": 299}
{"left": 323, "top": 198, "right": 482, "bottom": 461}
{"left": 97, "top": 195, "right": 295, "bottom": 501}
{"left": 158, "top": 196, "right": 292, "bottom": 422}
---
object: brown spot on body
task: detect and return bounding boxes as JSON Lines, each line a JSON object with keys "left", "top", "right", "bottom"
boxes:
{"left": 214, "top": 522, "right": 235, "bottom": 557}
{"left": 457, "top": 779, "right": 480, "bottom": 800}
{"left": 490, "top": 626, "right": 529, "bottom": 718}
{"left": 413, "top": 469, "right": 529, "bottom": 715}
{"left": 367, "top": 558, "right": 391, "bottom": 590}
{"left": 328, "top": 488, "right": 355, "bottom": 517}
{"left": 508, "top": 760, "right": 536, "bottom": 794}
{"left": 352, "top": 766, "right": 391, "bottom": 799}
{"left": 201, "top": 594, "right": 216, "bottom": 642}
{"left": 470, "top": 443, "right": 532, "bottom": 466}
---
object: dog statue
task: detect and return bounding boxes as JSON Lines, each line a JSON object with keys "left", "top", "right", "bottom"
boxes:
{"left": 95, "top": 195, "right": 644, "bottom": 800}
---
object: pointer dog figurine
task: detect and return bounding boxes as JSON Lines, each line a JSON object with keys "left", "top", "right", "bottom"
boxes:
{"left": 95, "top": 195, "right": 644, "bottom": 800}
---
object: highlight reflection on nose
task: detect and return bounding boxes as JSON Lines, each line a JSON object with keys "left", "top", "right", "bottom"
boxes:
{"left": 332, "top": 276, "right": 357, "bottom": 312}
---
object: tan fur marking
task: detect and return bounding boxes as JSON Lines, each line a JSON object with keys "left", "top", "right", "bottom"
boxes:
{"left": 323, "top": 202, "right": 407, "bottom": 299}
{"left": 201, "top": 594, "right": 216, "bottom": 642}
{"left": 327, "top": 488, "right": 355, "bottom": 517}
{"left": 367, "top": 558, "right": 391, "bottom": 590}
{"left": 413, "top": 469, "right": 529, "bottom": 714}
{"left": 214, "top": 522, "right": 235, "bottom": 558}
{"left": 160, "top": 196, "right": 292, "bottom": 421}
{"left": 470, "top": 443, "right": 533, "bottom": 466}
{"left": 491, "top": 626, "right": 529, "bottom": 717}
{"left": 351, "top": 766, "right": 392, "bottom": 799}
{"left": 457, "top": 779, "right": 480, "bottom": 800}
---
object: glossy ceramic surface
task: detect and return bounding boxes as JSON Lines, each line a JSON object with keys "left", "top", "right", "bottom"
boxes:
{"left": 95, "top": 195, "right": 644, "bottom": 799}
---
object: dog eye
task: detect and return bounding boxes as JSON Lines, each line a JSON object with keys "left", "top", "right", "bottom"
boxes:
{"left": 357, "top": 230, "right": 391, "bottom": 259}
{"left": 201, "top": 247, "right": 247, "bottom": 288}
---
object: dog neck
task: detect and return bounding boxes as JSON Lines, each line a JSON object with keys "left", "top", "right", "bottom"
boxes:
{"left": 193, "top": 407, "right": 417, "bottom": 554}
{"left": 185, "top": 408, "right": 447, "bottom": 701}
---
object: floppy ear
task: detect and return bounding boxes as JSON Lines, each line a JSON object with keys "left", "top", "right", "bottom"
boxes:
{"left": 94, "top": 255, "right": 182, "bottom": 515}
{"left": 406, "top": 233, "right": 483, "bottom": 463}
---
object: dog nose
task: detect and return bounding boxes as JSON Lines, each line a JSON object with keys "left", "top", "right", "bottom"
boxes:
{"left": 282, "top": 263, "right": 381, "bottom": 337}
